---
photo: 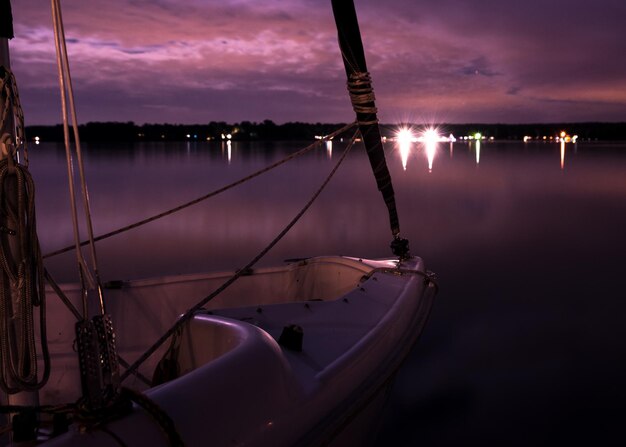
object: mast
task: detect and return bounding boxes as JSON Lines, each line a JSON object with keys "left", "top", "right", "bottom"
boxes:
{"left": 2, "top": 2, "right": 47, "bottom": 443}
{"left": 1, "top": 0, "right": 14, "bottom": 152}
{"left": 0, "top": 10, "right": 12, "bottom": 439}
{"left": 0, "top": 0, "right": 13, "bottom": 42}
{"left": 330, "top": 0, "right": 409, "bottom": 258}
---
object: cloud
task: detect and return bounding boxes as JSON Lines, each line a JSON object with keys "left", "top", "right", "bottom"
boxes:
{"left": 7, "top": 0, "right": 626, "bottom": 124}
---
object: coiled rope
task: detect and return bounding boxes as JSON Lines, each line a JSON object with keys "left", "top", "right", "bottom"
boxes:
{"left": 0, "top": 66, "right": 28, "bottom": 167}
{"left": 0, "top": 49, "right": 49, "bottom": 394}
{"left": 0, "top": 158, "right": 50, "bottom": 393}
{"left": 120, "top": 132, "right": 357, "bottom": 382}
{"left": 42, "top": 121, "right": 356, "bottom": 260}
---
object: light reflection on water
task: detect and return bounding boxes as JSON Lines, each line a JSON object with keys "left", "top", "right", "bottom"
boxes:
{"left": 27, "top": 139, "right": 626, "bottom": 445}
{"left": 475, "top": 139, "right": 481, "bottom": 164}
{"left": 398, "top": 138, "right": 410, "bottom": 170}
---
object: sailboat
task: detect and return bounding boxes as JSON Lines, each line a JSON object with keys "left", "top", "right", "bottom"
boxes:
{"left": 0, "top": 0, "right": 437, "bottom": 445}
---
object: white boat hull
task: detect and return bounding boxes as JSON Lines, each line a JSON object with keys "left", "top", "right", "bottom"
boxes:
{"left": 34, "top": 255, "right": 436, "bottom": 446}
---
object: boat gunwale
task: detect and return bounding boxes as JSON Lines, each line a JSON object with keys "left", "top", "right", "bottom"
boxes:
{"left": 44, "top": 255, "right": 381, "bottom": 292}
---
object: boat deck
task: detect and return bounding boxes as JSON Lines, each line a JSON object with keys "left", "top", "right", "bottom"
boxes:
{"left": 196, "top": 260, "right": 416, "bottom": 391}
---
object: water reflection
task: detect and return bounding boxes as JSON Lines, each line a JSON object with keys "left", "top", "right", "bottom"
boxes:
{"left": 399, "top": 138, "right": 410, "bottom": 170}
{"left": 326, "top": 140, "right": 333, "bottom": 159}
{"left": 392, "top": 127, "right": 462, "bottom": 172}
{"left": 26, "top": 140, "right": 626, "bottom": 447}
{"left": 560, "top": 140, "right": 565, "bottom": 170}
{"left": 395, "top": 128, "right": 416, "bottom": 170}
{"left": 394, "top": 135, "right": 441, "bottom": 172}
{"left": 30, "top": 139, "right": 626, "bottom": 284}
{"left": 425, "top": 139, "right": 436, "bottom": 172}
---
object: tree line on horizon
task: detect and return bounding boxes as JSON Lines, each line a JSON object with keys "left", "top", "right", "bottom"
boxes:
{"left": 24, "top": 120, "right": 626, "bottom": 142}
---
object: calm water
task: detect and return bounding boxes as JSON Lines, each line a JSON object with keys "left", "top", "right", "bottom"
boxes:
{"left": 28, "top": 138, "right": 626, "bottom": 445}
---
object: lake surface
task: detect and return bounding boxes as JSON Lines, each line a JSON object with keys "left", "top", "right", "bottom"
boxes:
{"left": 28, "top": 137, "right": 626, "bottom": 445}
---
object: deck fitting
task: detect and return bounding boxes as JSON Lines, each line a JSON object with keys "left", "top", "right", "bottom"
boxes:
{"left": 278, "top": 325, "right": 303, "bottom": 351}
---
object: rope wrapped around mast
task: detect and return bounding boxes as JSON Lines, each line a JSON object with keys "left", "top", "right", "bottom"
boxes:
{"left": 347, "top": 72, "right": 378, "bottom": 123}
{"left": 330, "top": 0, "right": 409, "bottom": 258}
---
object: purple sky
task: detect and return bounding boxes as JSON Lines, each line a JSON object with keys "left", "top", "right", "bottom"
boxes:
{"left": 7, "top": 0, "right": 626, "bottom": 125}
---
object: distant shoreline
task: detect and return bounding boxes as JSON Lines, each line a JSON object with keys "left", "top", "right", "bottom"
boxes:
{"left": 25, "top": 120, "right": 626, "bottom": 142}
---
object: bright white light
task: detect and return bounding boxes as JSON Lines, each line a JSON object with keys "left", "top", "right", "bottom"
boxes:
{"left": 422, "top": 128, "right": 440, "bottom": 146}
{"left": 396, "top": 128, "right": 416, "bottom": 145}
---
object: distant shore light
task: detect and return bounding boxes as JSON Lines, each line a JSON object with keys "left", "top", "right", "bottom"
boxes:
{"left": 423, "top": 128, "right": 440, "bottom": 146}
{"left": 396, "top": 127, "right": 416, "bottom": 145}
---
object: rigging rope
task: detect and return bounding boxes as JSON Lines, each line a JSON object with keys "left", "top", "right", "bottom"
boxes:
{"left": 119, "top": 387, "right": 184, "bottom": 447}
{"left": 42, "top": 121, "right": 356, "bottom": 260}
{"left": 43, "top": 268, "right": 152, "bottom": 387}
{"left": 120, "top": 132, "right": 358, "bottom": 382}
{"left": 51, "top": 0, "right": 105, "bottom": 312}
{"left": 51, "top": 0, "right": 123, "bottom": 413}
